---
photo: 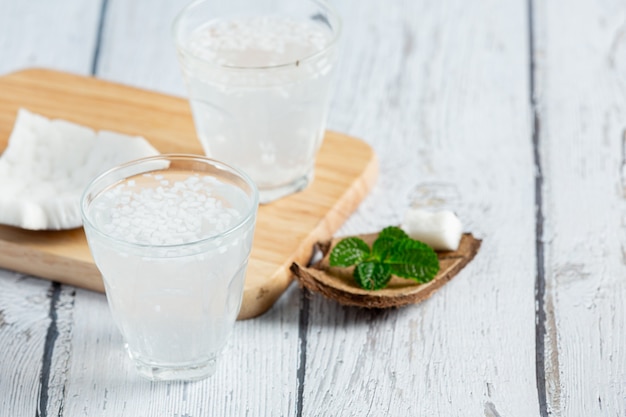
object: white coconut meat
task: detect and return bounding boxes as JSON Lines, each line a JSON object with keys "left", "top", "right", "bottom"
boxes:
{"left": 401, "top": 208, "right": 463, "bottom": 251}
{"left": 0, "top": 108, "right": 160, "bottom": 230}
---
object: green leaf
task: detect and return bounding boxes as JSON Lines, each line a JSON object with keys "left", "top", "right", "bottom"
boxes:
{"left": 353, "top": 262, "right": 392, "bottom": 290}
{"left": 329, "top": 227, "right": 441, "bottom": 291}
{"left": 329, "top": 237, "right": 371, "bottom": 267}
{"left": 377, "top": 226, "right": 409, "bottom": 242}
{"left": 384, "top": 239, "right": 440, "bottom": 283}
{"left": 372, "top": 226, "right": 408, "bottom": 260}
{"left": 371, "top": 237, "right": 394, "bottom": 261}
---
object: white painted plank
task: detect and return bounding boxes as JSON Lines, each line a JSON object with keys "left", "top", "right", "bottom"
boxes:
{"left": 59, "top": 286, "right": 301, "bottom": 416}
{"left": 0, "top": 273, "right": 49, "bottom": 416}
{"left": 304, "top": 0, "right": 539, "bottom": 415}
{"left": 0, "top": 275, "right": 76, "bottom": 416}
{"left": 95, "top": 0, "right": 189, "bottom": 96}
{"left": 0, "top": 1, "right": 103, "bottom": 416}
{"left": 534, "top": 0, "right": 626, "bottom": 415}
{"left": 0, "top": 0, "right": 102, "bottom": 75}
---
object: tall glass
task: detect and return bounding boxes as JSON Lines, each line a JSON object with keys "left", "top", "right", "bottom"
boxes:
{"left": 81, "top": 155, "right": 258, "bottom": 381}
{"left": 173, "top": 0, "right": 341, "bottom": 203}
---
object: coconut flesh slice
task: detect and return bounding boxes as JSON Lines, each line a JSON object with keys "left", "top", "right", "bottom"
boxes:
{"left": 0, "top": 108, "right": 160, "bottom": 230}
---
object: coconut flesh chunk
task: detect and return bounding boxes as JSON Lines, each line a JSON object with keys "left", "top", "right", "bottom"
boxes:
{"left": 400, "top": 208, "right": 463, "bottom": 251}
{"left": 0, "top": 108, "right": 160, "bottom": 230}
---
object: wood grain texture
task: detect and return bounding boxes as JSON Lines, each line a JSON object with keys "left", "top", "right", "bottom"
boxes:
{"left": 0, "top": 273, "right": 49, "bottom": 416}
{"left": 534, "top": 0, "right": 626, "bottom": 414}
{"left": 301, "top": 0, "right": 539, "bottom": 415}
{"left": 40, "top": 284, "right": 77, "bottom": 417}
{"left": 54, "top": 287, "right": 302, "bottom": 417}
{"left": 0, "top": 69, "right": 378, "bottom": 320}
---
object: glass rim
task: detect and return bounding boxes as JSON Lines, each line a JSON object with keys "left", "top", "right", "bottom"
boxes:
{"left": 80, "top": 153, "right": 259, "bottom": 251}
{"left": 171, "top": 0, "right": 342, "bottom": 71}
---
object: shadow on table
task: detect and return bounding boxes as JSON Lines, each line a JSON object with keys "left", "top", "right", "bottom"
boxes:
{"left": 255, "top": 281, "right": 421, "bottom": 329}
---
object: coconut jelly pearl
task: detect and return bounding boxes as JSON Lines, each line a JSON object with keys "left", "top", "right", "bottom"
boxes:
{"left": 400, "top": 209, "right": 463, "bottom": 251}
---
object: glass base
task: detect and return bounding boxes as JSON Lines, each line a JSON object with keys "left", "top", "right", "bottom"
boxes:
{"left": 127, "top": 347, "right": 217, "bottom": 381}
{"left": 133, "top": 358, "right": 217, "bottom": 382}
{"left": 258, "top": 169, "right": 313, "bottom": 204}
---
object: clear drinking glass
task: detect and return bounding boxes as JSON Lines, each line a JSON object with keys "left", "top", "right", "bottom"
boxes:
{"left": 173, "top": 0, "right": 341, "bottom": 203}
{"left": 81, "top": 154, "right": 258, "bottom": 381}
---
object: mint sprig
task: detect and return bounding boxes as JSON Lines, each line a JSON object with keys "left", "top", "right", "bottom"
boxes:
{"left": 329, "top": 226, "right": 440, "bottom": 290}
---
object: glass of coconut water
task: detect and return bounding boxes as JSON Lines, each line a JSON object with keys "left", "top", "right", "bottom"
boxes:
{"left": 173, "top": 0, "right": 341, "bottom": 203}
{"left": 81, "top": 155, "right": 258, "bottom": 381}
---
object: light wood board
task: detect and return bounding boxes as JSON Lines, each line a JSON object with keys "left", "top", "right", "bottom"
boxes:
{"left": 0, "top": 68, "right": 378, "bottom": 319}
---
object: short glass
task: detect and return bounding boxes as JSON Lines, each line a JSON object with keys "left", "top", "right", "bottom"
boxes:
{"left": 172, "top": 0, "right": 341, "bottom": 203}
{"left": 81, "top": 154, "right": 258, "bottom": 381}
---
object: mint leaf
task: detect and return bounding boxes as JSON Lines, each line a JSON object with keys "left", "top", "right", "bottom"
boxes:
{"left": 377, "top": 226, "right": 408, "bottom": 242}
{"left": 384, "top": 239, "right": 440, "bottom": 283}
{"left": 371, "top": 226, "right": 408, "bottom": 260}
{"left": 371, "top": 237, "right": 395, "bottom": 261}
{"left": 353, "top": 262, "right": 391, "bottom": 290}
{"left": 327, "top": 226, "right": 441, "bottom": 291}
{"left": 329, "top": 237, "right": 370, "bottom": 267}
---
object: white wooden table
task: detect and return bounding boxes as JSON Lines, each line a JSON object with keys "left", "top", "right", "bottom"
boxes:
{"left": 1, "top": 0, "right": 625, "bottom": 415}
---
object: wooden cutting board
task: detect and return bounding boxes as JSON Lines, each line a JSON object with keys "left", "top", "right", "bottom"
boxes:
{"left": 0, "top": 68, "right": 377, "bottom": 319}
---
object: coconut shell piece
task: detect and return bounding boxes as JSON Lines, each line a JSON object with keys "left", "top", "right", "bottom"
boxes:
{"left": 290, "top": 232, "right": 481, "bottom": 309}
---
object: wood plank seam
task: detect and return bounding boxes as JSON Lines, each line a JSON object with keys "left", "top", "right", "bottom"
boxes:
{"left": 90, "top": 0, "right": 109, "bottom": 75}
{"left": 37, "top": 283, "right": 61, "bottom": 417}
{"left": 296, "top": 288, "right": 310, "bottom": 417}
{"left": 528, "top": 0, "right": 549, "bottom": 415}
